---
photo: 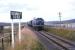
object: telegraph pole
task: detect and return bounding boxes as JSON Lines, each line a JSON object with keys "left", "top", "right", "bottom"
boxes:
{"left": 59, "top": 12, "right": 62, "bottom": 28}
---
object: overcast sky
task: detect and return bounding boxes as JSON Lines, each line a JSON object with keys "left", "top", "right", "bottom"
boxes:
{"left": 0, "top": 0, "right": 75, "bottom": 22}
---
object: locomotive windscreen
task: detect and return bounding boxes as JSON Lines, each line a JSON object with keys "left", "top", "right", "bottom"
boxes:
{"left": 36, "top": 18, "right": 44, "bottom": 25}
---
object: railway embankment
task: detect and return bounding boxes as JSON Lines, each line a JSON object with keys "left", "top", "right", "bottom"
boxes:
{"left": 7, "top": 26, "right": 45, "bottom": 50}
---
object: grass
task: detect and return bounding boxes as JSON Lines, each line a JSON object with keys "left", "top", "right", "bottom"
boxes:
{"left": 0, "top": 27, "right": 17, "bottom": 50}
{"left": 7, "top": 33, "right": 45, "bottom": 50}
{"left": 0, "top": 28, "right": 11, "bottom": 49}
{"left": 0, "top": 26, "right": 45, "bottom": 50}
{"left": 0, "top": 36, "right": 11, "bottom": 50}
{"left": 7, "top": 38, "right": 45, "bottom": 50}
{"left": 14, "top": 40, "right": 44, "bottom": 50}
{"left": 3, "top": 29, "right": 11, "bottom": 33}
{"left": 44, "top": 26, "right": 75, "bottom": 42}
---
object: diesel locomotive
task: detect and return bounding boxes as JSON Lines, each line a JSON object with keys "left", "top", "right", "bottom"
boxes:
{"left": 28, "top": 18, "right": 44, "bottom": 31}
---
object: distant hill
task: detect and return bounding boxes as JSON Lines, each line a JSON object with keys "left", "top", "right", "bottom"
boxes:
{"left": 0, "top": 19, "right": 75, "bottom": 26}
{"left": 46, "top": 19, "right": 75, "bottom": 24}
{"left": 0, "top": 22, "right": 26, "bottom": 26}
{"left": 0, "top": 22, "right": 10, "bottom": 26}
{"left": 63, "top": 19, "right": 75, "bottom": 23}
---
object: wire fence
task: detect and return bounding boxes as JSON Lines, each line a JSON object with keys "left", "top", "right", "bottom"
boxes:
{"left": 0, "top": 33, "right": 11, "bottom": 50}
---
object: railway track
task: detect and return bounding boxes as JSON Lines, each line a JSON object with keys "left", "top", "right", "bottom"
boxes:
{"left": 38, "top": 31, "right": 75, "bottom": 50}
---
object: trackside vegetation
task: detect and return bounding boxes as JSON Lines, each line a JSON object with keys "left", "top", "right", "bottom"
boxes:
{"left": 7, "top": 40, "right": 45, "bottom": 50}
{"left": 44, "top": 26, "right": 75, "bottom": 42}
{"left": 7, "top": 33, "right": 45, "bottom": 50}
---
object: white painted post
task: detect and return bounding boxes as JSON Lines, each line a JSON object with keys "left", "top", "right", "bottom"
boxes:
{"left": 19, "top": 19, "right": 21, "bottom": 42}
{"left": 11, "top": 20, "right": 14, "bottom": 48}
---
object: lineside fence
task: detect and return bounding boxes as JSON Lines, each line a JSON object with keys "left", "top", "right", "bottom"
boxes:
{"left": 0, "top": 33, "right": 12, "bottom": 50}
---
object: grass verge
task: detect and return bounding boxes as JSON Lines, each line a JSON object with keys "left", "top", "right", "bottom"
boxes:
{"left": 44, "top": 26, "right": 75, "bottom": 42}
{"left": 7, "top": 33, "right": 45, "bottom": 50}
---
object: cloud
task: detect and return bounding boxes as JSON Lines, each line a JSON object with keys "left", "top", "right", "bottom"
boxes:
{"left": 0, "top": 0, "right": 75, "bottom": 22}
{"left": 0, "top": 1, "right": 38, "bottom": 13}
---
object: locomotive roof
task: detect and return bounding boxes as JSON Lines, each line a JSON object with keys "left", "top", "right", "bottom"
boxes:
{"left": 36, "top": 18, "right": 44, "bottom": 20}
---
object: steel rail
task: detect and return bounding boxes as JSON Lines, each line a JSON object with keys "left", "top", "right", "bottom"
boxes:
{"left": 38, "top": 31, "right": 75, "bottom": 50}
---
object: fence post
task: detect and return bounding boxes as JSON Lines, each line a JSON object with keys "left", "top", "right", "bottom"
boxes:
{"left": 2, "top": 38, "right": 4, "bottom": 50}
